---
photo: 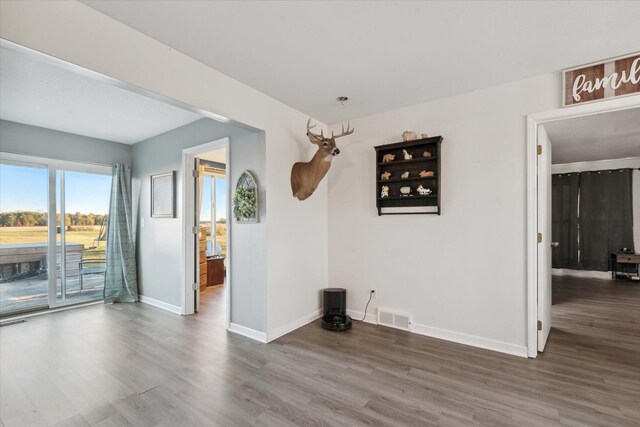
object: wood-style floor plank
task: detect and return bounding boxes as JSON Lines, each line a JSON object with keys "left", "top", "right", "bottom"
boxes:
{"left": 1, "top": 278, "right": 639, "bottom": 426}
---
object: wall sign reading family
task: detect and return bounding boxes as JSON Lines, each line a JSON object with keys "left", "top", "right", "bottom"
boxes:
{"left": 563, "top": 52, "right": 640, "bottom": 107}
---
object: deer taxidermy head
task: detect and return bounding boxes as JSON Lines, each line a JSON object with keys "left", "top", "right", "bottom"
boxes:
{"left": 291, "top": 119, "right": 354, "bottom": 201}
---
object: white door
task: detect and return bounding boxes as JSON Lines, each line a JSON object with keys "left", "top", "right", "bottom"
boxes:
{"left": 537, "top": 125, "right": 552, "bottom": 352}
{"left": 193, "top": 157, "right": 201, "bottom": 313}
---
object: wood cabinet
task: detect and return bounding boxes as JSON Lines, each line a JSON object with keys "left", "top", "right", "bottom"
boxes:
{"left": 207, "top": 257, "right": 225, "bottom": 286}
{"left": 611, "top": 252, "right": 640, "bottom": 281}
{"left": 375, "top": 136, "right": 443, "bottom": 215}
{"left": 199, "top": 230, "right": 207, "bottom": 291}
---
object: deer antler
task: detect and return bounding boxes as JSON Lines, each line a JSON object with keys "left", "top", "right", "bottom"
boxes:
{"left": 307, "top": 119, "right": 354, "bottom": 142}
{"left": 331, "top": 121, "right": 354, "bottom": 139}
{"left": 306, "top": 118, "right": 325, "bottom": 142}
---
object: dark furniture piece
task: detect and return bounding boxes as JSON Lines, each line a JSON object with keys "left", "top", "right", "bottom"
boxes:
{"left": 374, "top": 136, "right": 443, "bottom": 215}
{"left": 321, "top": 288, "right": 352, "bottom": 331}
{"left": 207, "top": 256, "right": 225, "bottom": 286}
{"left": 199, "top": 230, "right": 207, "bottom": 291}
{"left": 610, "top": 252, "right": 640, "bottom": 281}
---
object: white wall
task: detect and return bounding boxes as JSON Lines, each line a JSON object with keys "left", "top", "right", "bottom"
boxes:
{"left": 328, "top": 74, "right": 560, "bottom": 354}
{"left": 132, "top": 118, "right": 267, "bottom": 331}
{"left": 0, "top": 1, "right": 328, "bottom": 338}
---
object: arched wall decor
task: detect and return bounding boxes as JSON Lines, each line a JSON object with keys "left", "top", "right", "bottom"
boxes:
{"left": 233, "top": 170, "right": 259, "bottom": 223}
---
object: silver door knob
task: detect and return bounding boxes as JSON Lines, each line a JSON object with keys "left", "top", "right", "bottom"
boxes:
{"left": 551, "top": 242, "right": 559, "bottom": 247}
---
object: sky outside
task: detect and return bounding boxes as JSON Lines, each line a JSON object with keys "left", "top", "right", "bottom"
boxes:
{"left": 2, "top": 164, "right": 226, "bottom": 219}
{"left": 0, "top": 164, "right": 111, "bottom": 214}
{"left": 200, "top": 176, "right": 227, "bottom": 221}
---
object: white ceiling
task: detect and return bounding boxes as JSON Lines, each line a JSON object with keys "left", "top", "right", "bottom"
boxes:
{"left": 81, "top": 1, "right": 640, "bottom": 124}
{"left": 546, "top": 108, "right": 640, "bottom": 164}
{"left": 199, "top": 148, "right": 226, "bottom": 164}
{"left": 0, "top": 46, "right": 202, "bottom": 144}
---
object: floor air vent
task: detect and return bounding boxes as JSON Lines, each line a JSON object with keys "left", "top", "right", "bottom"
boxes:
{"left": 377, "top": 308, "right": 411, "bottom": 331}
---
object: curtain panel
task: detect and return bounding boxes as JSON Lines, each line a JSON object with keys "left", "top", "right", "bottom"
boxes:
{"left": 104, "top": 163, "right": 139, "bottom": 303}
{"left": 552, "top": 173, "right": 580, "bottom": 269}
{"left": 579, "top": 169, "right": 634, "bottom": 271}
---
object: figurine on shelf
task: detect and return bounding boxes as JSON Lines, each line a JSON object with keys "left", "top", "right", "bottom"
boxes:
{"left": 421, "top": 133, "right": 428, "bottom": 139}
{"left": 422, "top": 151, "right": 432, "bottom": 158}
{"left": 380, "top": 171, "right": 392, "bottom": 181}
{"left": 402, "top": 149, "right": 413, "bottom": 160}
{"left": 400, "top": 186, "right": 412, "bottom": 196}
{"left": 401, "top": 171, "right": 410, "bottom": 179}
{"left": 381, "top": 185, "right": 389, "bottom": 198}
{"left": 402, "top": 131, "right": 417, "bottom": 141}
{"left": 417, "top": 185, "right": 432, "bottom": 195}
{"left": 382, "top": 154, "right": 396, "bottom": 163}
{"left": 419, "top": 170, "right": 435, "bottom": 177}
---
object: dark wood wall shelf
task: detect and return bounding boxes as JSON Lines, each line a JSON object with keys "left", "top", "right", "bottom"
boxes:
{"left": 375, "top": 136, "right": 442, "bottom": 215}
{"left": 377, "top": 176, "right": 437, "bottom": 184}
{"left": 376, "top": 157, "right": 438, "bottom": 166}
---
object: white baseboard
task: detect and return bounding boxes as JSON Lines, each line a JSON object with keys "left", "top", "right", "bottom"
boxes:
{"left": 139, "top": 295, "right": 182, "bottom": 315}
{"left": 228, "top": 323, "right": 267, "bottom": 343}
{"left": 552, "top": 269, "right": 611, "bottom": 280}
{"left": 347, "top": 306, "right": 526, "bottom": 358}
{"left": 347, "top": 308, "right": 378, "bottom": 324}
{"left": 0, "top": 301, "right": 102, "bottom": 324}
{"left": 267, "top": 309, "right": 322, "bottom": 342}
{"left": 410, "top": 322, "right": 528, "bottom": 358}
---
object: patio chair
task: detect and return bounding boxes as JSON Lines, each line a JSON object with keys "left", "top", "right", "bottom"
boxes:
{"left": 78, "top": 258, "right": 106, "bottom": 291}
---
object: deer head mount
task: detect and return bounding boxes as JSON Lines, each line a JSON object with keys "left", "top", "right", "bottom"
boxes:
{"left": 290, "top": 119, "right": 354, "bottom": 201}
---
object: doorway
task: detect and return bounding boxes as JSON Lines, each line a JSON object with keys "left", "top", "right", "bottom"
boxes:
{"left": 196, "top": 147, "right": 228, "bottom": 317}
{"left": 181, "top": 138, "right": 231, "bottom": 323}
{"left": 527, "top": 97, "right": 640, "bottom": 357}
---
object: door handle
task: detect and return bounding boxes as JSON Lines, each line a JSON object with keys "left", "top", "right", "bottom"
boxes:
{"left": 551, "top": 242, "right": 559, "bottom": 248}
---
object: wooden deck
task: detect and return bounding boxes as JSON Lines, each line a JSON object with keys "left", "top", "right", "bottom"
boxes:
{"left": 0, "top": 274, "right": 104, "bottom": 316}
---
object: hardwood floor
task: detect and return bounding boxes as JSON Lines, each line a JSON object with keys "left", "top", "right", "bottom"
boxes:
{"left": 1, "top": 278, "right": 639, "bottom": 426}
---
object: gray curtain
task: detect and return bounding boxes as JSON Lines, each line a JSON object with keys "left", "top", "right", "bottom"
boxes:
{"left": 104, "top": 164, "right": 139, "bottom": 303}
{"left": 552, "top": 173, "right": 580, "bottom": 269}
{"left": 579, "top": 169, "right": 634, "bottom": 271}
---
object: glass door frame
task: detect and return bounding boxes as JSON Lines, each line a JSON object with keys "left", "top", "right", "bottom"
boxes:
{"left": 202, "top": 169, "right": 226, "bottom": 257}
{"left": 1, "top": 152, "right": 112, "bottom": 312}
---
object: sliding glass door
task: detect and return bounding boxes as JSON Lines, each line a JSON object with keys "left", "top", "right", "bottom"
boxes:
{"left": 0, "top": 154, "right": 112, "bottom": 317}
{"left": 0, "top": 160, "right": 50, "bottom": 315}
{"left": 200, "top": 174, "right": 227, "bottom": 257}
{"left": 56, "top": 170, "right": 111, "bottom": 304}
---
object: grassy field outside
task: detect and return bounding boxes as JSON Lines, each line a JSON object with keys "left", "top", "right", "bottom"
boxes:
{"left": 1, "top": 223, "right": 226, "bottom": 259}
{"left": 0, "top": 226, "right": 107, "bottom": 259}
{"left": 199, "top": 222, "right": 227, "bottom": 256}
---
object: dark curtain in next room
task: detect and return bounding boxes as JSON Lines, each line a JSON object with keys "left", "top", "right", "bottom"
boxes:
{"left": 552, "top": 173, "right": 580, "bottom": 269}
{"left": 579, "top": 169, "right": 635, "bottom": 271}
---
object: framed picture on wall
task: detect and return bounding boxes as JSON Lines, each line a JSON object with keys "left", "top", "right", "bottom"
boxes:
{"left": 151, "top": 171, "right": 176, "bottom": 218}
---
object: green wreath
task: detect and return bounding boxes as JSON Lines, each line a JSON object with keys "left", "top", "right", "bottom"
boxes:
{"left": 233, "top": 187, "right": 256, "bottom": 220}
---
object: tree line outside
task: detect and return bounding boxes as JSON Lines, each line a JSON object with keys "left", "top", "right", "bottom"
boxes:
{"left": 0, "top": 211, "right": 107, "bottom": 227}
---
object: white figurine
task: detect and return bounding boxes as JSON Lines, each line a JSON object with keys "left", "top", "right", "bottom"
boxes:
{"left": 417, "top": 185, "right": 432, "bottom": 195}
{"left": 381, "top": 185, "right": 389, "bottom": 198}
{"left": 401, "top": 171, "right": 410, "bottom": 179}
{"left": 402, "top": 131, "right": 417, "bottom": 141}
{"left": 400, "top": 186, "right": 412, "bottom": 196}
{"left": 402, "top": 149, "right": 413, "bottom": 160}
